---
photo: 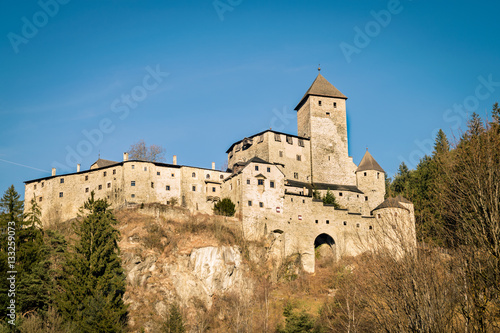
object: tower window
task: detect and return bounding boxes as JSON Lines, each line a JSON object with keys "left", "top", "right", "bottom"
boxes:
{"left": 248, "top": 201, "right": 252, "bottom": 206}
{"left": 343, "top": 221, "right": 347, "bottom": 226}
{"left": 279, "top": 151, "right": 284, "bottom": 157}
{"left": 270, "top": 181, "right": 275, "bottom": 188}
{"left": 369, "top": 225, "right": 373, "bottom": 230}
{"left": 318, "top": 100, "right": 322, "bottom": 106}
{"left": 274, "top": 133, "right": 281, "bottom": 142}
{"left": 247, "top": 179, "right": 250, "bottom": 185}
{"left": 113, "top": 169, "right": 116, "bottom": 175}
{"left": 131, "top": 194, "right": 135, "bottom": 198}
{"left": 144, "top": 167, "right": 147, "bottom": 171}
{"left": 267, "top": 167, "right": 271, "bottom": 172}
{"left": 315, "top": 220, "right": 318, "bottom": 224}
{"left": 98, "top": 185, "right": 102, "bottom": 190}
{"left": 206, "top": 174, "right": 210, "bottom": 179}
{"left": 131, "top": 181, "right": 135, "bottom": 186}
{"left": 286, "top": 136, "right": 293, "bottom": 144}
{"left": 166, "top": 185, "right": 170, "bottom": 191}
{"left": 85, "top": 187, "right": 89, "bottom": 193}
{"left": 107, "top": 183, "right": 111, "bottom": 188}
{"left": 377, "top": 172, "right": 380, "bottom": 179}
{"left": 157, "top": 171, "right": 161, "bottom": 176}
{"left": 255, "top": 165, "right": 259, "bottom": 171}
{"left": 212, "top": 187, "right": 216, "bottom": 192}
{"left": 59, "top": 192, "right": 63, "bottom": 198}
{"left": 258, "top": 179, "right": 264, "bottom": 186}
{"left": 364, "top": 172, "right": 367, "bottom": 176}
{"left": 192, "top": 186, "right": 196, "bottom": 192}
{"left": 298, "top": 139, "right": 304, "bottom": 147}
{"left": 60, "top": 178, "right": 64, "bottom": 184}
{"left": 339, "top": 192, "right": 343, "bottom": 196}
{"left": 259, "top": 202, "right": 264, "bottom": 208}
{"left": 39, "top": 197, "right": 42, "bottom": 202}
{"left": 103, "top": 171, "right": 107, "bottom": 177}
{"left": 326, "top": 112, "right": 330, "bottom": 116}
{"left": 192, "top": 172, "right": 196, "bottom": 178}
{"left": 334, "top": 102, "right": 337, "bottom": 108}
{"left": 326, "top": 220, "right": 329, "bottom": 224}
{"left": 294, "top": 172, "right": 299, "bottom": 179}
{"left": 365, "top": 196, "right": 368, "bottom": 201}
{"left": 151, "top": 182, "right": 154, "bottom": 188}
{"left": 296, "top": 155, "right": 301, "bottom": 161}
{"left": 356, "top": 223, "right": 360, "bottom": 228}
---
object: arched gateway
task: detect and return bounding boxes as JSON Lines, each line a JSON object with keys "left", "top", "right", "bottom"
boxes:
{"left": 314, "top": 233, "right": 336, "bottom": 262}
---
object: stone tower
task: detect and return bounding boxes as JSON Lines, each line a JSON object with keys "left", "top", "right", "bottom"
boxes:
{"left": 295, "top": 73, "right": 357, "bottom": 185}
{"left": 356, "top": 150, "right": 386, "bottom": 210}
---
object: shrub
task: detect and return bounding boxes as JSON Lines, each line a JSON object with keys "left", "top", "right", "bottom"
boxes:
{"left": 213, "top": 198, "right": 236, "bottom": 217}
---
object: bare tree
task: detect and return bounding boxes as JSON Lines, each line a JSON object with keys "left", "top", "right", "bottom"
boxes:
{"left": 127, "top": 139, "right": 166, "bottom": 162}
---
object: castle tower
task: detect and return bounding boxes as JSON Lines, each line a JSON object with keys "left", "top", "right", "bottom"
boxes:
{"left": 356, "top": 150, "right": 386, "bottom": 210}
{"left": 295, "top": 72, "right": 357, "bottom": 185}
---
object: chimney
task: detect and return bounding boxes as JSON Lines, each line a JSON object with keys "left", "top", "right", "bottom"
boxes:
{"left": 212, "top": 162, "right": 215, "bottom": 170}
{"left": 173, "top": 155, "right": 177, "bottom": 165}
{"left": 123, "top": 152, "right": 129, "bottom": 161}
{"left": 77, "top": 164, "right": 81, "bottom": 172}
{"left": 52, "top": 168, "right": 56, "bottom": 176}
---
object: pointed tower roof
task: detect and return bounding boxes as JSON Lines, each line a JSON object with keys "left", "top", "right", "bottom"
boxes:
{"left": 356, "top": 150, "right": 385, "bottom": 173}
{"left": 294, "top": 73, "right": 347, "bottom": 110}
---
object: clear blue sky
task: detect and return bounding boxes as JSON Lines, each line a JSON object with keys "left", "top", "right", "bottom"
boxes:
{"left": 1, "top": 0, "right": 499, "bottom": 200}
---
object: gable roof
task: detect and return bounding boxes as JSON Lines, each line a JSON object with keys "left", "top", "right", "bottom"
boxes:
{"left": 295, "top": 73, "right": 347, "bottom": 110}
{"left": 372, "top": 196, "right": 411, "bottom": 212}
{"left": 225, "top": 129, "right": 309, "bottom": 154}
{"left": 356, "top": 151, "right": 385, "bottom": 173}
{"left": 91, "top": 158, "right": 118, "bottom": 169}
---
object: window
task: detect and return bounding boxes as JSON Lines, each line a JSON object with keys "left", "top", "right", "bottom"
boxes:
{"left": 377, "top": 172, "right": 380, "bottom": 179}
{"left": 206, "top": 174, "right": 210, "bottom": 179}
{"left": 343, "top": 221, "right": 347, "bottom": 226}
{"left": 326, "top": 112, "right": 330, "bottom": 116}
{"left": 85, "top": 187, "right": 89, "bottom": 193}
{"left": 220, "top": 175, "right": 224, "bottom": 179}
{"left": 235, "top": 143, "right": 241, "bottom": 152}
{"left": 157, "top": 171, "right": 161, "bottom": 176}
{"left": 364, "top": 172, "right": 367, "bottom": 176}
{"left": 172, "top": 173, "right": 175, "bottom": 177}
{"left": 131, "top": 194, "right": 135, "bottom": 198}
{"left": 365, "top": 196, "right": 368, "bottom": 201}
{"left": 107, "top": 183, "right": 111, "bottom": 188}
{"left": 212, "top": 187, "right": 216, "bottom": 192}
{"left": 59, "top": 192, "right": 63, "bottom": 198}
{"left": 131, "top": 181, "right": 136, "bottom": 186}
{"left": 247, "top": 179, "right": 250, "bottom": 184}
{"left": 334, "top": 102, "right": 337, "bottom": 108}
{"left": 294, "top": 172, "right": 298, "bottom": 179}
{"left": 267, "top": 167, "right": 271, "bottom": 172}
{"left": 132, "top": 165, "right": 135, "bottom": 169}
{"left": 103, "top": 171, "right": 107, "bottom": 176}
{"left": 255, "top": 165, "right": 259, "bottom": 171}
{"left": 39, "top": 197, "right": 42, "bottom": 202}
{"left": 166, "top": 185, "right": 170, "bottom": 191}
{"left": 274, "top": 133, "right": 281, "bottom": 142}
{"left": 151, "top": 182, "right": 154, "bottom": 188}
{"left": 144, "top": 167, "right": 147, "bottom": 171}
{"left": 259, "top": 202, "right": 263, "bottom": 208}
{"left": 339, "top": 192, "right": 343, "bottom": 196}
{"left": 270, "top": 181, "right": 275, "bottom": 188}
{"left": 41, "top": 182, "right": 44, "bottom": 188}
{"left": 369, "top": 225, "right": 373, "bottom": 230}
{"left": 315, "top": 220, "right": 318, "bottom": 224}
{"left": 296, "top": 155, "right": 301, "bottom": 161}
{"left": 192, "top": 185, "right": 196, "bottom": 192}
{"left": 392, "top": 225, "right": 397, "bottom": 230}
{"left": 113, "top": 169, "right": 116, "bottom": 175}
{"left": 85, "top": 175, "right": 88, "bottom": 181}
{"left": 98, "top": 185, "right": 102, "bottom": 190}
{"left": 60, "top": 178, "right": 64, "bottom": 184}
{"left": 34, "top": 184, "right": 37, "bottom": 190}
{"left": 258, "top": 134, "right": 264, "bottom": 143}
{"left": 248, "top": 201, "right": 252, "bottom": 206}
{"left": 258, "top": 179, "right": 264, "bottom": 186}
{"left": 377, "top": 214, "right": 381, "bottom": 218}
{"left": 286, "top": 136, "right": 293, "bottom": 144}
{"left": 356, "top": 223, "right": 360, "bottom": 228}
{"left": 192, "top": 172, "right": 196, "bottom": 178}
{"left": 279, "top": 151, "right": 284, "bottom": 158}
{"left": 298, "top": 139, "right": 304, "bottom": 147}
{"left": 318, "top": 100, "right": 322, "bottom": 106}
{"left": 326, "top": 220, "right": 330, "bottom": 224}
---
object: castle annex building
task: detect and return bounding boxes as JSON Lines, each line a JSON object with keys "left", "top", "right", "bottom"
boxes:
{"left": 24, "top": 73, "right": 416, "bottom": 272}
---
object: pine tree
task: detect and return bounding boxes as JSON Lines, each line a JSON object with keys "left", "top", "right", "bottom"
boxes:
{"left": 213, "top": 198, "right": 236, "bottom": 217}
{"left": 322, "top": 189, "right": 341, "bottom": 209}
{"left": 492, "top": 102, "right": 500, "bottom": 125}
{"left": 391, "top": 162, "right": 411, "bottom": 196}
{"left": 466, "top": 112, "right": 484, "bottom": 138}
{"left": 163, "top": 303, "right": 185, "bottom": 333}
{"left": 59, "top": 192, "right": 127, "bottom": 332}
{"left": 433, "top": 129, "right": 450, "bottom": 156}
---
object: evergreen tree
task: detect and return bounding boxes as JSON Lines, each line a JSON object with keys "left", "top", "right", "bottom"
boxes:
{"left": 391, "top": 162, "right": 411, "bottom": 196}
{"left": 163, "top": 303, "right": 185, "bottom": 333}
{"left": 59, "top": 192, "right": 127, "bottom": 332}
{"left": 433, "top": 129, "right": 450, "bottom": 156}
{"left": 322, "top": 189, "right": 340, "bottom": 209}
{"left": 276, "top": 302, "right": 315, "bottom": 333}
{"left": 466, "top": 112, "right": 484, "bottom": 138}
{"left": 491, "top": 102, "right": 500, "bottom": 125}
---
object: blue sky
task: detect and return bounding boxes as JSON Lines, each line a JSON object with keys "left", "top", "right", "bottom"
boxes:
{"left": 1, "top": 0, "right": 499, "bottom": 200}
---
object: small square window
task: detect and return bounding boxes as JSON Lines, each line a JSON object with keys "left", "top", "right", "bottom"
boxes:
{"left": 113, "top": 169, "right": 116, "bottom": 175}
{"left": 157, "top": 171, "right": 161, "bottom": 176}
{"left": 296, "top": 155, "right": 301, "bottom": 161}
{"left": 255, "top": 166, "right": 259, "bottom": 171}
{"left": 339, "top": 192, "right": 343, "bottom": 196}
{"left": 220, "top": 175, "right": 224, "bottom": 179}
{"left": 318, "top": 100, "right": 322, "bottom": 106}
{"left": 59, "top": 192, "right": 63, "bottom": 198}
{"left": 103, "top": 171, "right": 107, "bottom": 177}
{"left": 270, "top": 181, "right": 275, "bottom": 188}
{"left": 247, "top": 179, "right": 250, "bottom": 184}
{"left": 192, "top": 186, "right": 196, "bottom": 192}
{"left": 267, "top": 167, "right": 271, "bottom": 172}
{"left": 274, "top": 133, "right": 281, "bottom": 142}
{"left": 364, "top": 172, "right": 367, "bottom": 176}
{"left": 85, "top": 187, "right": 89, "bottom": 193}
{"left": 326, "top": 112, "right": 330, "bottom": 116}
{"left": 98, "top": 185, "right": 102, "bottom": 190}
{"left": 334, "top": 102, "right": 337, "bottom": 108}
{"left": 279, "top": 151, "right": 284, "bottom": 158}
{"left": 206, "top": 174, "right": 210, "bottom": 179}
{"left": 34, "top": 184, "right": 37, "bottom": 190}
{"left": 286, "top": 136, "right": 293, "bottom": 144}
{"left": 248, "top": 201, "right": 252, "bottom": 206}
{"left": 377, "top": 214, "right": 381, "bottom": 218}
{"left": 365, "top": 196, "right": 368, "bottom": 201}
{"left": 38, "top": 196, "right": 43, "bottom": 202}
{"left": 151, "top": 182, "right": 154, "bottom": 188}
{"left": 315, "top": 220, "right": 318, "bottom": 224}
{"left": 85, "top": 175, "right": 88, "bottom": 181}
{"left": 107, "top": 183, "right": 111, "bottom": 188}
{"left": 41, "top": 182, "right": 44, "bottom": 188}
{"left": 131, "top": 181, "right": 135, "bottom": 186}
{"left": 356, "top": 223, "right": 360, "bottom": 228}
{"left": 258, "top": 179, "right": 264, "bottom": 186}
{"left": 369, "top": 225, "right": 373, "bottom": 230}
{"left": 172, "top": 173, "right": 175, "bottom": 177}
{"left": 166, "top": 185, "right": 170, "bottom": 191}
{"left": 192, "top": 172, "right": 196, "bottom": 178}
{"left": 259, "top": 202, "right": 263, "bottom": 208}
{"left": 212, "top": 187, "right": 216, "bottom": 192}
{"left": 298, "top": 139, "right": 304, "bottom": 147}
{"left": 132, "top": 165, "right": 135, "bottom": 169}
{"left": 326, "top": 220, "right": 330, "bottom": 224}
{"left": 60, "top": 178, "right": 64, "bottom": 184}
{"left": 131, "top": 194, "right": 135, "bottom": 198}
{"left": 343, "top": 221, "right": 347, "bottom": 226}
{"left": 144, "top": 167, "right": 147, "bottom": 171}
{"left": 294, "top": 172, "right": 298, "bottom": 179}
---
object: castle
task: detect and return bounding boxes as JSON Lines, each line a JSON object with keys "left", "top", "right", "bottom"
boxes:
{"left": 24, "top": 72, "right": 416, "bottom": 272}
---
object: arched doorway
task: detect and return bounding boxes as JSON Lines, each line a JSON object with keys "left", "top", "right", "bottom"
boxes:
{"left": 314, "top": 233, "right": 336, "bottom": 266}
